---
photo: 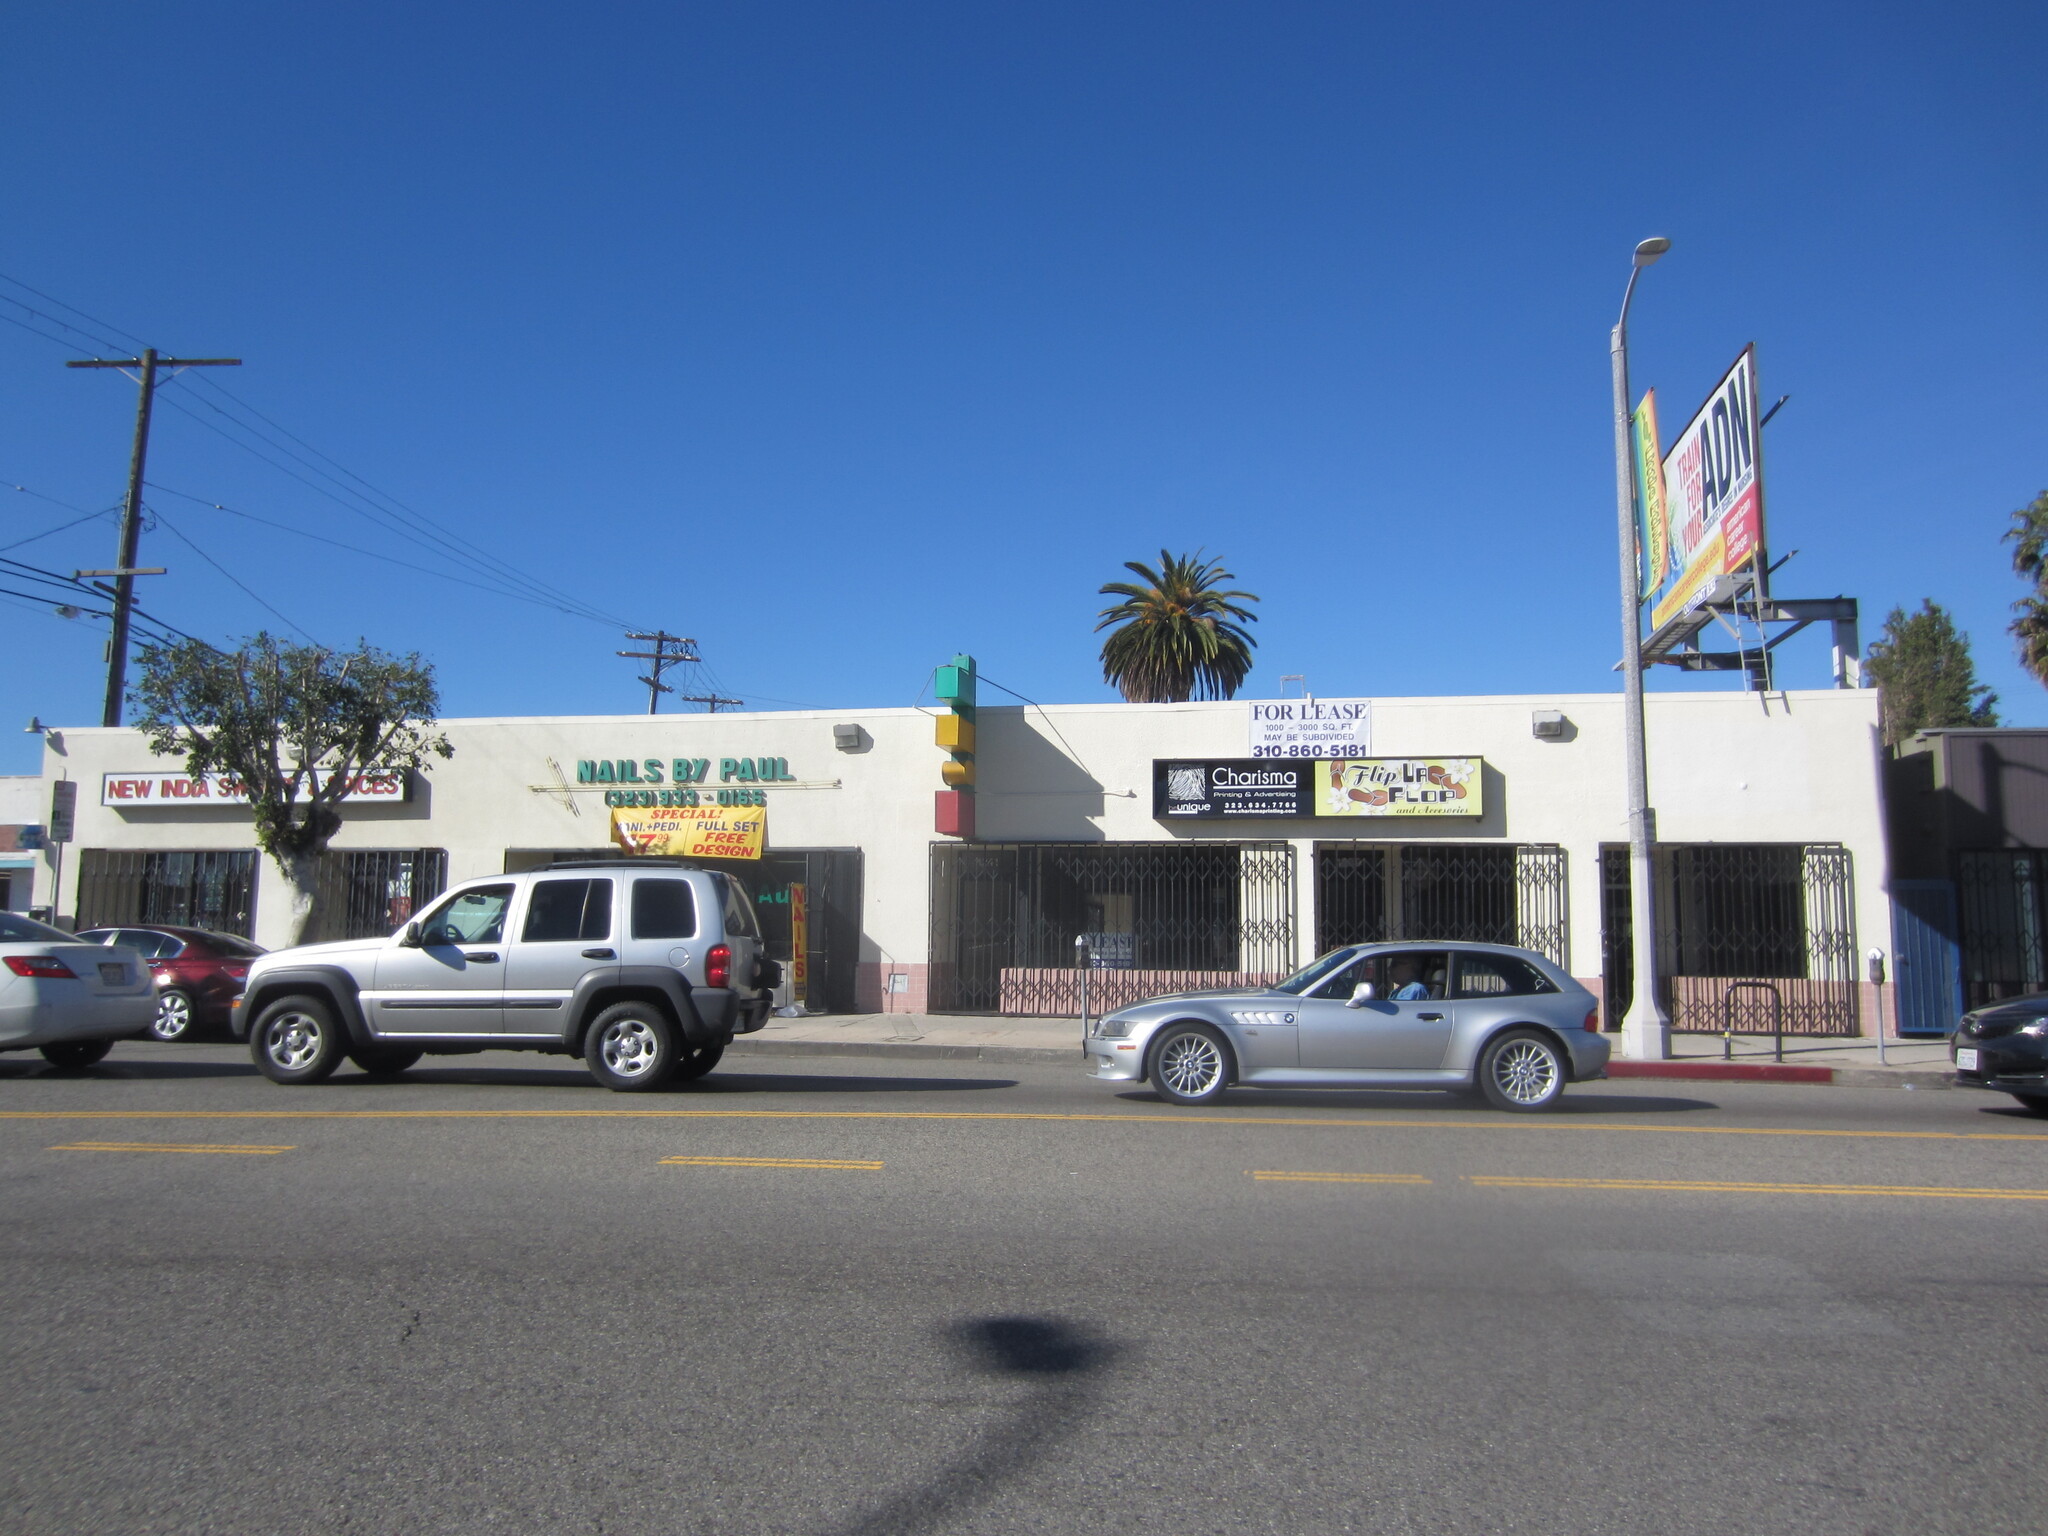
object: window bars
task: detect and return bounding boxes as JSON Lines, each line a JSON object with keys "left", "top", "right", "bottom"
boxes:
{"left": 1601, "top": 843, "right": 1858, "bottom": 1035}
{"left": 1956, "top": 850, "right": 2048, "bottom": 1008}
{"left": 929, "top": 842, "right": 1297, "bottom": 1014}
{"left": 1313, "top": 843, "right": 1569, "bottom": 968}
{"left": 75, "top": 849, "right": 260, "bottom": 937}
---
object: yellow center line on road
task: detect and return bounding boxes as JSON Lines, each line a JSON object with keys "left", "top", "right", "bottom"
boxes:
{"left": 48, "top": 1141, "right": 295, "bottom": 1155}
{"left": 660, "top": 1155, "right": 882, "bottom": 1171}
{"left": 0, "top": 1107, "right": 2042, "bottom": 1144}
{"left": 1250, "top": 1170, "right": 1432, "bottom": 1184}
{"left": 1468, "top": 1174, "right": 2048, "bottom": 1200}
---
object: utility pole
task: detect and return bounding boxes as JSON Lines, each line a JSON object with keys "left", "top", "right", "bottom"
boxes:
{"left": 67, "top": 347, "right": 241, "bottom": 725}
{"left": 617, "top": 630, "right": 699, "bottom": 714}
{"left": 677, "top": 691, "right": 745, "bottom": 713}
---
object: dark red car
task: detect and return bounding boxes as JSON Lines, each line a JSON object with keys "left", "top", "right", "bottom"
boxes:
{"left": 76, "top": 926, "right": 267, "bottom": 1042}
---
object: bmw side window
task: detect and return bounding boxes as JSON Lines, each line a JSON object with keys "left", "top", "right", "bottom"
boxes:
{"left": 1308, "top": 959, "right": 1371, "bottom": 1000}
{"left": 421, "top": 885, "right": 514, "bottom": 945}
{"left": 1452, "top": 955, "right": 1555, "bottom": 998}
{"left": 522, "top": 879, "right": 614, "bottom": 943}
{"left": 631, "top": 879, "right": 697, "bottom": 940}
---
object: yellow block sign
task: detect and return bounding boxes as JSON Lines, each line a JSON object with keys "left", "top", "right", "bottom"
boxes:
{"left": 790, "top": 882, "right": 809, "bottom": 1003}
{"left": 610, "top": 803, "right": 765, "bottom": 860}
{"left": 1314, "top": 758, "right": 1482, "bottom": 817}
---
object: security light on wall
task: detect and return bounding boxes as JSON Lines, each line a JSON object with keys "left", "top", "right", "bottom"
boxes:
{"left": 1531, "top": 710, "right": 1569, "bottom": 740}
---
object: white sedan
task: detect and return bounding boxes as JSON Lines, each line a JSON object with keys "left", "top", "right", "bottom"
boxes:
{"left": 0, "top": 912, "right": 155, "bottom": 1068}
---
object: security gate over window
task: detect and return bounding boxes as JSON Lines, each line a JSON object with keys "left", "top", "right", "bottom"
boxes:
{"left": 1601, "top": 843, "right": 1858, "bottom": 1034}
{"left": 930, "top": 842, "right": 1296, "bottom": 1014}
{"left": 1315, "top": 844, "right": 1568, "bottom": 968}
{"left": 1956, "top": 850, "right": 2048, "bottom": 1009}
{"left": 325, "top": 850, "right": 449, "bottom": 940}
{"left": 75, "top": 849, "right": 259, "bottom": 937}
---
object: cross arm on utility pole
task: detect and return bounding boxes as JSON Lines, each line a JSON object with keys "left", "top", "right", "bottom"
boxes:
{"left": 65, "top": 358, "right": 242, "bottom": 368}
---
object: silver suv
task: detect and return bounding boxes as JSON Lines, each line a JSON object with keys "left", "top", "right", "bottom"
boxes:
{"left": 233, "top": 862, "right": 775, "bottom": 1092}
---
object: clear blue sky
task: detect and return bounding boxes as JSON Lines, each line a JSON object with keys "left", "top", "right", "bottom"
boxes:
{"left": 3, "top": 1, "right": 2043, "bottom": 777}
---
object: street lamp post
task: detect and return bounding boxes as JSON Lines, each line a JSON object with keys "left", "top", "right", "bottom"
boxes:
{"left": 1611, "top": 236, "right": 1673, "bottom": 1061}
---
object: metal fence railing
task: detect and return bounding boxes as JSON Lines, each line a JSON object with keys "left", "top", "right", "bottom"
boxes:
{"left": 1956, "top": 849, "right": 2048, "bottom": 1008}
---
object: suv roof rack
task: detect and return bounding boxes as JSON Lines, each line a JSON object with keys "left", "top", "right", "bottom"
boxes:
{"left": 545, "top": 858, "right": 691, "bottom": 870}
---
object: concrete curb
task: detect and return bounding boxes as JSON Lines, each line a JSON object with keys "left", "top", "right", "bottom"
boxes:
{"left": 725, "top": 1038, "right": 1081, "bottom": 1066}
{"left": 726, "top": 1036, "right": 1960, "bottom": 1086}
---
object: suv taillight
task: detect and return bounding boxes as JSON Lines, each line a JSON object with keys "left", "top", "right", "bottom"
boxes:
{"left": 5, "top": 954, "right": 76, "bottom": 979}
{"left": 706, "top": 944, "right": 732, "bottom": 988}
{"left": 1584, "top": 1008, "right": 1600, "bottom": 1033}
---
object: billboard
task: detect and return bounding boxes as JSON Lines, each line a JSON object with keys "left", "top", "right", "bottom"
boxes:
{"left": 1639, "top": 346, "right": 1766, "bottom": 632}
{"left": 1152, "top": 758, "right": 1483, "bottom": 819}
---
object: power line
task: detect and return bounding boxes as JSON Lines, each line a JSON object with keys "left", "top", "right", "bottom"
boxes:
{"left": 144, "top": 480, "right": 635, "bottom": 617}
{"left": 148, "top": 507, "right": 320, "bottom": 644}
{"left": 1, "top": 506, "right": 117, "bottom": 554}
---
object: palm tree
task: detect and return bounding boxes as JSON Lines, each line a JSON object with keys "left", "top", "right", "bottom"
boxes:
{"left": 1095, "top": 550, "right": 1260, "bottom": 702}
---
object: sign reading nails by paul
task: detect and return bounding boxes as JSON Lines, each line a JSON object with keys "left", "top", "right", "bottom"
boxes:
{"left": 1314, "top": 758, "right": 1482, "bottom": 817}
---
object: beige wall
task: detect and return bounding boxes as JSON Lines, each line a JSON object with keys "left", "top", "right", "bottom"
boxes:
{"left": 33, "top": 687, "right": 1890, "bottom": 990}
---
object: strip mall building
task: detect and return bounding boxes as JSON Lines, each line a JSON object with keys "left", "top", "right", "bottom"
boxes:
{"left": 27, "top": 686, "right": 1905, "bottom": 1039}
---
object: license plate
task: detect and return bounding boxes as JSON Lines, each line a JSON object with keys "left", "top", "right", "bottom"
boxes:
{"left": 98, "top": 963, "right": 127, "bottom": 985}
{"left": 1956, "top": 1048, "right": 1980, "bottom": 1072}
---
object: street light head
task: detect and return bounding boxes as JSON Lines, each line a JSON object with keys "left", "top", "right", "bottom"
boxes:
{"left": 1633, "top": 236, "right": 1672, "bottom": 268}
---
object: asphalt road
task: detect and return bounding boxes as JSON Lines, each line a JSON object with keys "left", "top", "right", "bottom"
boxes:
{"left": 2, "top": 1040, "right": 2044, "bottom": 1536}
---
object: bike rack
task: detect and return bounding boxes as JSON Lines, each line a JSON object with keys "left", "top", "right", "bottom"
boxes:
{"left": 1721, "top": 980, "right": 1787, "bottom": 1063}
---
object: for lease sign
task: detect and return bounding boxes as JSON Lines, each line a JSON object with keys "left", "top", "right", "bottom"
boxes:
{"left": 1248, "top": 699, "right": 1371, "bottom": 759}
{"left": 101, "top": 770, "right": 409, "bottom": 807}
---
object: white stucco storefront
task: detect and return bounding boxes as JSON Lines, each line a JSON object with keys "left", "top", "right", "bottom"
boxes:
{"left": 27, "top": 687, "right": 1891, "bottom": 1031}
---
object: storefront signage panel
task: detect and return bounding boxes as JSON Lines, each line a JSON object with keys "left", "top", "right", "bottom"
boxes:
{"left": 609, "top": 803, "right": 765, "bottom": 860}
{"left": 102, "top": 769, "right": 409, "bottom": 808}
{"left": 1155, "top": 758, "right": 1483, "bottom": 819}
{"left": 575, "top": 757, "right": 796, "bottom": 785}
{"left": 1314, "top": 758, "right": 1480, "bottom": 816}
{"left": 1248, "top": 699, "right": 1371, "bottom": 758}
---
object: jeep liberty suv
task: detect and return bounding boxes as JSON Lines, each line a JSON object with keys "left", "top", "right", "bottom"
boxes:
{"left": 233, "top": 862, "right": 776, "bottom": 1092}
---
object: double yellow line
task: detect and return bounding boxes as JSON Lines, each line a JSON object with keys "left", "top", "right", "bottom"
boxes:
{"left": 1251, "top": 1170, "right": 2048, "bottom": 1201}
{"left": 49, "top": 1141, "right": 295, "bottom": 1156}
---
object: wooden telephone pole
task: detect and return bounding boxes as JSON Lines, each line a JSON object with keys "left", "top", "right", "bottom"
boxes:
{"left": 67, "top": 347, "right": 241, "bottom": 725}
{"left": 617, "top": 631, "right": 699, "bottom": 714}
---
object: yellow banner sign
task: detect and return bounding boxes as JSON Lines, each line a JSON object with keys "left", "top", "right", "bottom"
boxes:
{"left": 1314, "top": 758, "right": 1482, "bottom": 817}
{"left": 609, "top": 803, "right": 765, "bottom": 860}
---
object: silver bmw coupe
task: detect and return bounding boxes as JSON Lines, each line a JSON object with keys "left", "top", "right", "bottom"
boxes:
{"left": 1084, "top": 941, "right": 1610, "bottom": 1112}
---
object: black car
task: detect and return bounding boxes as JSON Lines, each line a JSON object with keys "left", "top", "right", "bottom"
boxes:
{"left": 1952, "top": 995, "right": 2048, "bottom": 1113}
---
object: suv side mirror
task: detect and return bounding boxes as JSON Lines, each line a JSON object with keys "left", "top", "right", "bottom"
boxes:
{"left": 1346, "top": 981, "right": 1376, "bottom": 1007}
{"left": 401, "top": 921, "right": 423, "bottom": 948}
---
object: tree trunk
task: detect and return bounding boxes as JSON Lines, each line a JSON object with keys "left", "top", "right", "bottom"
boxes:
{"left": 272, "top": 849, "right": 330, "bottom": 948}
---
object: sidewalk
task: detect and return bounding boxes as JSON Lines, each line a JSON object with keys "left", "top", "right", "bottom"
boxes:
{"left": 727, "top": 1012, "right": 1960, "bottom": 1087}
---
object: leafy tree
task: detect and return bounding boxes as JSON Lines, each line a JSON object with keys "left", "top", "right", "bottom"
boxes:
{"left": 1095, "top": 549, "right": 1260, "bottom": 703}
{"left": 1863, "top": 600, "right": 1998, "bottom": 748}
{"left": 132, "top": 633, "right": 453, "bottom": 944}
{"left": 2005, "top": 489, "right": 2048, "bottom": 686}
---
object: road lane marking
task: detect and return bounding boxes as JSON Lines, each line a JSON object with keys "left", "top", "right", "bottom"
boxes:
{"left": 0, "top": 1109, "right": 2043, "bottom": 1144}
{"left": 1250, "top": 1170, "right": 1432, "bottom": 1184}
{"left": 48, "top": 1141, "right": 295, "bottom": 1155}
{"left": 1468, "top": 1174, "right": 2048, "bottom": 1200}
{"left": 659, "top": 1155, "right": 882, "bottom": 1171}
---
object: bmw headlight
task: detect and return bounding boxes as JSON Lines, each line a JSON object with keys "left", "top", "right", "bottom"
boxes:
{"left": 1094, "top": 1013, "right": 1134, "bottom": 1039}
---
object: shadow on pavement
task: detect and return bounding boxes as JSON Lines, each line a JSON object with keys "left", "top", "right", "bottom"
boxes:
{"left": 826, "top": 1316, "right": 1117, "bottom": 1536}
{"left": 1112, "top": 1086, "right": 1717, "bottom": 1115}
{"left": 691, "top": 1072, "right": 1016, "bottom": 1095}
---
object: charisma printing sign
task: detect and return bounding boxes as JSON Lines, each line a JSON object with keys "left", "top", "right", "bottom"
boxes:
{"left": 1155, "top": 758, "right": 1482, "bottom": 819}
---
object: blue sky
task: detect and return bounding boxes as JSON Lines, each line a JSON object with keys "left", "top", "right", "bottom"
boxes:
{"left": 3, "top": 1, "right": 2043, "bottom": 776}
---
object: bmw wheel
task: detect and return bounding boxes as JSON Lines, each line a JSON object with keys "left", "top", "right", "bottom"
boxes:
{"left": 1476, "top": 1029, "right": 1567, "bottom": 1113}
{"left": 251, "top": 995, "right": 347, "bottom": 1085}
{"left": 1148, "top": 1023, "right": 1233, "bottom": 1107}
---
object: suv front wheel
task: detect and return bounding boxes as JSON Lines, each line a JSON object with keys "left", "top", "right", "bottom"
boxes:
{"left": 252, "top": 995, "right": 349, "bottom": 1085}
{"left": 585, "top": 1002, "right": 681, "bottom": 1092}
